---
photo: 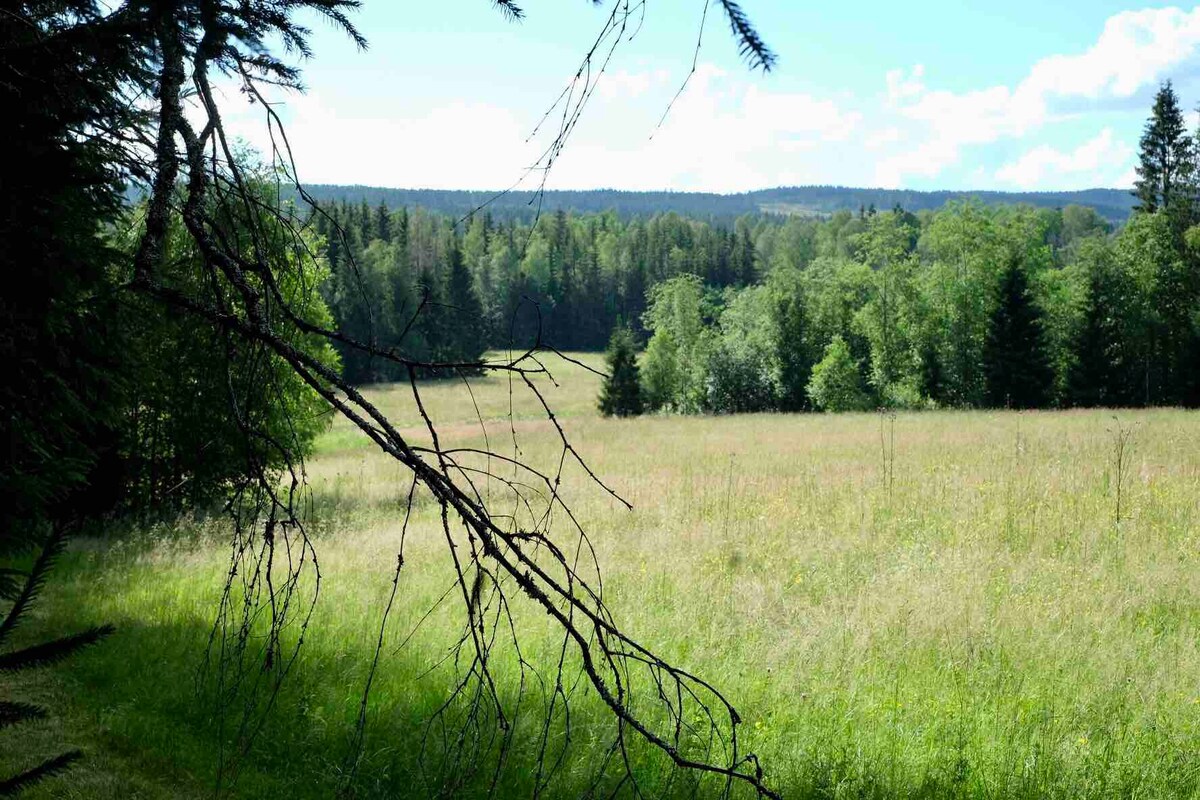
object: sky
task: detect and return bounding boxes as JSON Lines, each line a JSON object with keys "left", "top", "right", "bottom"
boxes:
{"left": 219, "top": 1, "right": 1200, "bottom": 194}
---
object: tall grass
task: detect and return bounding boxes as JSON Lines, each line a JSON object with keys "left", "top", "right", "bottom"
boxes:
{"left": 3, "top": 353, "right": 1199, "bottom": 798}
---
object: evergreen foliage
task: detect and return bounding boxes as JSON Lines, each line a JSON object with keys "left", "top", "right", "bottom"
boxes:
{"left": 1, "top": 526, "right": 113, "bottom": 792}
{"left": 1134, "top": 81, "right": 1198, "bottom": 228}
{"left": 598, "top": 327, "right": 643, "bottom": 417}
{"left": 0, "top": 3, "right": 138, "bottom": 787}
{"left": 771, "top": 271, "right": 815, "bottom": 411}
{"left": 982, "top": 258, "right": 1052, "bottom": 409}
{"left": 290, "top": 185, "right": 1139, "bottom": 226}
{"left": 443, "top": 240, "right": 488, "bottom": 370}
{"left": 1070, "top": 252, "right": 1136, "bottom": 407}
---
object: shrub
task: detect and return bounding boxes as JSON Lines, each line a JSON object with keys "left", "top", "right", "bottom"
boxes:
{"left": 807, "top": 335, "right": 872, "bottom": 412}
{"left": 705, "top": 339, "right": 777, "bottom": 413}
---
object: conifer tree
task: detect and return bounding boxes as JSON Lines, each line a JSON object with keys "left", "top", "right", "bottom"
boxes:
{"left": 444, "top": 239, "right": 487, "bottom": 369}
{"left": 1, "top": 6, "right": 128, "bottom": 785}
{"left": 599, "top": 326, "right": 644, "bottom": 417}
{"left": 982, "top": 258, "right": 1051, "bottom": 408}
{"left": 415, "top": 263, "right": 446, "bottom": 363}
{"left": 375, "top": 202, "right": 391, "bottom": 242}
{"left": 359, "top": 199, "right": 373, "bottom": 242}
{"left": 1070, "top": 264, "right": 1130, "bottom": 407}
{"left": 732, "top": 227, "right": 756, "bottom": 285}
{"left": 1134, "top": 81, "right": 1197, "bottom": 227}
{"left": 395, "top": 206, "right": 410, "bottom": 257}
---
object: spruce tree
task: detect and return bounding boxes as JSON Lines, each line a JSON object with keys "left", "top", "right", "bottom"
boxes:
{"left": 444, "top": 239, "right": 487, "bottom": 368}
{"left": 359, "top": 199, "right": 373, "bottom": 242}
{"left": 1, "top": 4, "right": 134, "bottom": 786}
{"left": 415, "top": 263, "right": 446, "bottom": 364}
{"left": 395, "top": 206, "right": 410, "bottom": 257}
{"left": 982, "top": 258, "right": 1051, "bottom": 408}
{"left": 731, "top": 227, "right": 756, "bottom": 285}
{"left": 598, "top": 326, "right": 644, "bottom": 417}
{"left": 1133, "top": 81, "right": 1197, "bottom": 226}
{"left": 1070, "top": 266, "right": 1127, "bottom": 407}
{"left": 375, "top": 202, "right": 391, "bottom": 242}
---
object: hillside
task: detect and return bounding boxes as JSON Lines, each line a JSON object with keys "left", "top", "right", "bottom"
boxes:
{"left": 291, "top": 184, "right": 1137, "bottom": 223}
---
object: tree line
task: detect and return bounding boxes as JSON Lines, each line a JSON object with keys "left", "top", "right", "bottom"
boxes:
{"left": 621, "top": 198, "right": 1197, "bottom": 414}
{"left": 319, "top": 171, "right": 1197, "bottom": 415}
{"left": 294, "top": 184, "right": 1137, "bottom": 226}
{"left": 310, "top": 200, "right": 760, "bottom": 380}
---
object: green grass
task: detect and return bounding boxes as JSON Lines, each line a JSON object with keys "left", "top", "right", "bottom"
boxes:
{"left": 4, "top": 352, "right": 1200, "bottom": 798}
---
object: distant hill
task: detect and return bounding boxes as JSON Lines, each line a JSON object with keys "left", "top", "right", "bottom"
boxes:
{"left": 290, "top": 184, "right": 1137, "bottom": 224}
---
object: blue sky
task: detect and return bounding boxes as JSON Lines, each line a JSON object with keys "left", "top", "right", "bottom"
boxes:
{"left": 222, "top": 1, "right": 1200, "bottom": 193}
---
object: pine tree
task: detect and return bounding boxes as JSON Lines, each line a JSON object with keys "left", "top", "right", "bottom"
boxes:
{"left": 1133, "top": 81, "right": 1197, "bottom": 226}
{"left": 982, "top": 258, "right": 1052, "bottom": 408}
{"left": 359, "top": 199, "right": 373, "bottom": 242}
{"left": 1070, "top": 266, "right": 1127, "bottom": 407}
{"left": 375, "top": 202, "right": 391, "bottom": 242}
{"left": 444, "top": 239, "right": 486, "bottom": 368}
{"left": 415, "top": 263, "right": 446, "bottom": 363}
{"left": 598, "top": 326, "right": 644, "bottom": 417}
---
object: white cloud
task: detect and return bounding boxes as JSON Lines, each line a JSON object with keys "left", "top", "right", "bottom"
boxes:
{"left": 220, "top": 89, "right": 539, "bottom": 189}
{"left": 885, "top": 65, "right": 925, "bottom": 105}
{"left": 1022, "top": 7, "right": 1200, "bottom": 99}
{"left": 596, "top": 68, "right": 672, "bottom": 100}
{"left": 222, "top": 62, "right": 867, "bottom": 192}
{"left": 1115, "top": 166, "right": 1140, "bottom": 188}
{"left": 874, "top": 139, "right": 962, "bottom": 189}
{"left": 883, "top": 6, "right": 1200, "bottom": 185}
{"left": 210, "top": 6, "right": 1200, "bottom": 193}
{"left": 865, "top": 126, "right": 902, "bottom": 150}
{"left": 547, "top": 65, "right": 866, "bottom": 190}
{"left": 994, "top": 128, "right": 1133, "bottom": 189}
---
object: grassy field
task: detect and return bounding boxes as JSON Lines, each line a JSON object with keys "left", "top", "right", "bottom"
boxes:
{"left": 4, "top": 352, "right": 1200, "bottom": 798}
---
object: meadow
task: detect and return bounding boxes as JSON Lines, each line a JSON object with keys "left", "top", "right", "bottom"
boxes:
{"left": 4, "top": 352, "right": 1200, "bottom": 799}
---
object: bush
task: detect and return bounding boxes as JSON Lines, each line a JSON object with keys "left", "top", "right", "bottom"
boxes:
{"left": 807, "top": 336, "right": 872, "bottom": 412}
{"left": 705, "top": 339, "right": 777, "bottom": 413}
{"left": 108, "top": 180, "right": 339, "bottom": 515}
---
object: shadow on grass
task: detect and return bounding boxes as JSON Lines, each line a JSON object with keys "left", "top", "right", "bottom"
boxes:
{"left": 3, "top": 548, "right": 760, "bottom": 799}
{"left": 9, "top": 543, "right": 1199, "bottom": 800}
